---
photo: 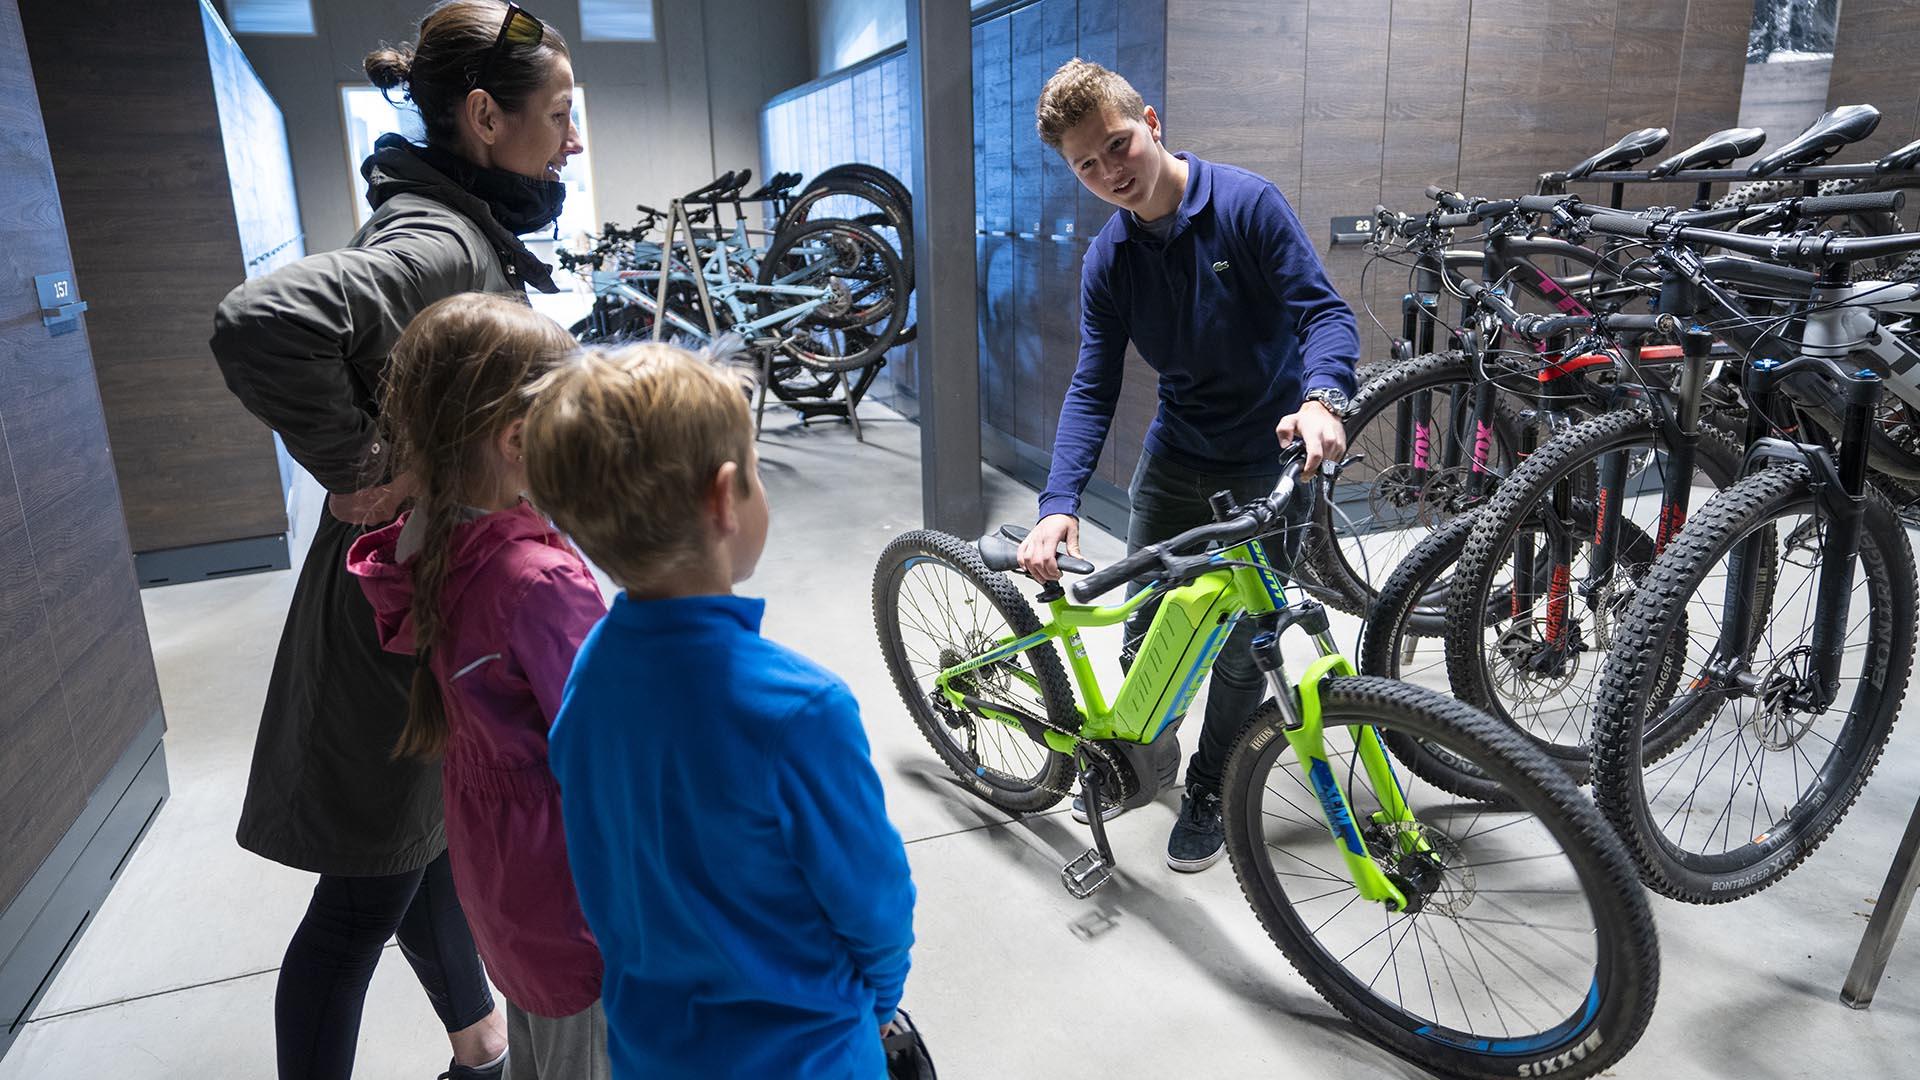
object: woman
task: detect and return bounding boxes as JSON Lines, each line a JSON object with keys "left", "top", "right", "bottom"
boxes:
{"left": 209, "top": 4, "right": 582, "bottom": 1077}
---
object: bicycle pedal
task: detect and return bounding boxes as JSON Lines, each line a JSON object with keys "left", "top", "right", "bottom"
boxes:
{"left": 1060, "top": 848, "right": 1114, "bottom": 899}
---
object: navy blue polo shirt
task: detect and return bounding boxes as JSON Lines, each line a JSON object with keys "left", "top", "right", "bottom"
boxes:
{"left": 1038, "top": 153, "right": 1360, "bottom": 519}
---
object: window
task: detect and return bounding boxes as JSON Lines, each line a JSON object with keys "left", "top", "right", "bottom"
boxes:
{"left": 581, "top": 0, "right": 656, "bottom": 43}
{"left": 226, "top": 0, "right": 316, "bottom": 35}
{"left": 338, "top": 85, "right": 598, "bottom": 246}
{"left": 1748, "top": 0, "right": 1840, "bottom": 63}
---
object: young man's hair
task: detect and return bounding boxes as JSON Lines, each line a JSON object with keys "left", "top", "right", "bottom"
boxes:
{"left": 1035, "top": 57, "right": 1146, "bottom": 150}
{"left": 522, "top": 343, "right": 754, "bottom": 592}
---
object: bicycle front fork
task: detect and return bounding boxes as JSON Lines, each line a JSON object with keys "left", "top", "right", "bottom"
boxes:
{"left": 1252, "top": 605, "right": 1417, "bottom": 911}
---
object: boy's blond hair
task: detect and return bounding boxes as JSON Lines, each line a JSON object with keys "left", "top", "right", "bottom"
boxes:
{"left": 1035, "top": 58, "right": 1146, "bottom": 150}
{"left": 523, "top": 343, "right": 754, "bottom": 592}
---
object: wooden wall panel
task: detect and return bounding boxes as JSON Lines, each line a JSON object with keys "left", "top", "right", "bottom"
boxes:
{"left": 1457, "top": 0, "right": 1617, "bottom": 202}
{"left": 1672, "top": 0, "right": 1752, "bottom": 155}
{"left": 22, "top": 0, "right": 290, "bottom": 558}
{"left": 1374, "top": 0, "right": 1470, "bottom": 358}
{"left": 1301, "top": 0, "right": 1391, "bottom": 366}
{"left": 1167, "top": 0, "right": 1306, "bottom": 201}
{"left": 0, "top": 0, "right": 162, "bottom": 914}
{"left": 1826, "top": 0, "right": 1920, "bottom": 159}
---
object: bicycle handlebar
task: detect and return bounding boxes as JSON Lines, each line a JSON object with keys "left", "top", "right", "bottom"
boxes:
{"left": 1070, "top": 453, "right": 1309, "bottom": 603}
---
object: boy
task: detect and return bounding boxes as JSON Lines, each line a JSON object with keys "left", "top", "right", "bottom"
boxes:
{"left": 524, "top": 345, "right": 916, "bottom": 1078}
{"left": 1016, "top": 59, "right": 1360, "bottom": 873}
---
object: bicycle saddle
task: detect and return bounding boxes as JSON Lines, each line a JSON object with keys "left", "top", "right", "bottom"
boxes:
{"left": 1746, "top": 105, "right": 1881, "bottom": 176}
{"left": 723, "top": 168, "right": 753, "bottom": 197}
{"left": 1567, "top": 127, "right": 1670, "bottom": 179}
{"left": 977, "top": 524, "right": 1094, "bottom": 576}
{"left": 683, "top": 170, "right": 736, "bottom": 201}
{"left": 742, "top": 171, "right": 799, "bottom": 199}
{"left": 1647, "top": 127, "right": 1766, "bottom": 178}
{"left": 1876, "top": 136, "right": 1920, "bottom": 173}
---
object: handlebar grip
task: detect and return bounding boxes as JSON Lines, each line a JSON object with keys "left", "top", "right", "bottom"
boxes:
{"left": 1433, "top": 211, "right": 1478, "bottom": 230}
{"left": 1795, "top": 189, "right": 1907, "bottom": 217}
{"left": 1518, "top": 194, "right": 1569, "bottom": 213}
{"left": 1584, "top": 212, "right": 1653, "bottom": 239}
{"left": 1069, "top": 546, "right": 1160, "bottom": 604}
{"left": 1475, "top": 198, "right": 1519, "bottom": 219}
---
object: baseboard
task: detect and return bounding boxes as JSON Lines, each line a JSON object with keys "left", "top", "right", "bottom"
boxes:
{"left": 134, "top": 533, "right": 290, "bottom": 588}
{"left": 0, "top": 712, "right": 169, "bottom": 1060}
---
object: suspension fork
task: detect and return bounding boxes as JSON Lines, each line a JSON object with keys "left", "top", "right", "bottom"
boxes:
{"left": 1807, "top": 366, "right": 1881, "bottom": 707}
{"left": 1465, "top": 371, "right": 1501, "bottom": 500}
{"left": 1251, "top": 616, "right": 1412, "bottom": 911}
{"left": 1655, "top": 328, "right": 1715, "bottom": 554}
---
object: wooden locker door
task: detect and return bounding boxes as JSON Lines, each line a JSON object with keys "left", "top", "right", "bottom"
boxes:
{"left": 0, "top": 0, "right": 160, "bottom": 909}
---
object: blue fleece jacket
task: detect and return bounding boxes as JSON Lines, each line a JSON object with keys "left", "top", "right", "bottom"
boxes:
{"left": 1039, "top": 153, "right": 1360, "bottom": 519}
{"left": 548, "top": 593, "right": 915, "bottom": 1079}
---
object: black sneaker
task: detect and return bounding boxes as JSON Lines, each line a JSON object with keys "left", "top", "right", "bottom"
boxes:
{"left": 438, "top": 1054, "right": 506, "bottom": 1080}
{"left": 1166, "top": 785, "right": 1225, "bottom": 872}
{"left": 1070, "top": 794, "right": 1129, "bottom": 824}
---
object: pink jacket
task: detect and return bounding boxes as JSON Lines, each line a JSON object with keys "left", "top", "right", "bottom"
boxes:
{"left": 348, "top": 501, "right": 607, "bottom": 1017}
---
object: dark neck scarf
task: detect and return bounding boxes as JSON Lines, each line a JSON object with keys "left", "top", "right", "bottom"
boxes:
{"left": 405, "top": 138, "right": 567, "bottom": 236}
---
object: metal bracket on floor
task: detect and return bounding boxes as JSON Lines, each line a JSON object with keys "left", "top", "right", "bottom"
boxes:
{"left": 1841, "top": 788, "right": 1920, "bottom": 1008}
{"left": 754, "top": 352, "right": 884, "bottom": 443}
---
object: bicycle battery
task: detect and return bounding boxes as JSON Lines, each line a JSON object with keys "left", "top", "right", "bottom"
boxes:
{"left": 1106, "top": 571, "right": 1241, "bottom": 744}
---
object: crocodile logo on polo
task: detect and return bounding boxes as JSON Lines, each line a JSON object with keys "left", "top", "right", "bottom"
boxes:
{"left": 1212, "top": 260, "right": 1230, "bottom": 273}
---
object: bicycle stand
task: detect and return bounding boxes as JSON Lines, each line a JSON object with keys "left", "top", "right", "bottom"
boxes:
{"left": 753, "top": 352, "right": 885, "bottom": 443}
{"left": 1841, "top": 789, "right": 1920, "bottom": 1008}
{"left": 1061, "top": 753, "right": 1117, "bottom": 899}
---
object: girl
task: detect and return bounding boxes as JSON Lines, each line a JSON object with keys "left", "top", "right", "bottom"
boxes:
{"left": 348, "top": 293, "right": 609, "bottom": 1079}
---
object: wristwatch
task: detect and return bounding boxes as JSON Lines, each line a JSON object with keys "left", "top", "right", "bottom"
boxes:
{"left": 1302, "top": 387, "right": 1351, "bottom": 417}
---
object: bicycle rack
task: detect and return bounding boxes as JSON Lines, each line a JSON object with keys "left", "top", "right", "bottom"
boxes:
{"left": 753, "top": 352, "right": 886, "bottom": 443}
{"left": 1841, "top": 792, "right": 1920, "bottom": 1008}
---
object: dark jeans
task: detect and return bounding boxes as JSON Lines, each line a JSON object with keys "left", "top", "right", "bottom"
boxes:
{"left": 1122, "top": 451, "right": 1300, "bottom": 798}
{"left": 276, "top": 850, "right": 495, "bottom": 1080}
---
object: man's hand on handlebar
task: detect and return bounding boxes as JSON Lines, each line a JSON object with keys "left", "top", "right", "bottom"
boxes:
{"left": 1276, "top": 400, "right": 1348, "bottom": 477}
{"left": 1017, "top": 513, "right": 1081, "bottom": 583}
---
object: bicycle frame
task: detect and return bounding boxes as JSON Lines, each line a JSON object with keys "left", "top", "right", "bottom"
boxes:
{"left": 927, "top": 533, "right": 1420, "bottom": 909}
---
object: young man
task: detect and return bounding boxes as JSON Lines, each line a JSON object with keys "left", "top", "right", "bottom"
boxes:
{"left": 1016, "top": 59, "right": 1359, "bottom": 873}
{"left": 525, "top": 345, "right": 916, "bottom": 1078}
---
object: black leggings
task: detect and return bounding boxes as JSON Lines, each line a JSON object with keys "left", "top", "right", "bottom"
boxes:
{"left": 276, "top": 850, "right": 495, "bottom": 1080}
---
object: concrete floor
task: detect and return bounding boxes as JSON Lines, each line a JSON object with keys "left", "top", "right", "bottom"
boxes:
{"left": 5, "top": 404, "right": 1919, "bottom": 1078}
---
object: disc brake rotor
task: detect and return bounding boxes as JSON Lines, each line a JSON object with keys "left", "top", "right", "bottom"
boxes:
{"left": 1492, "top": 616, "right": 1580, "bottom": 704}
{"left": 1749, "top": 645, "right": 1822, "bottom": 751}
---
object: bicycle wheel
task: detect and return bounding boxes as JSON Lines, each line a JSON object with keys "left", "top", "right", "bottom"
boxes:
{"left": 1222, "top": 684, "right": 1658, "bottom": 1080}
{"left": 873, "top": 530, "right": 1076, "bottom": 813}
{"left": 806, "top": 163, "right": 913, "bottom": 215}
{"left": 1306, "top": 350, "right": 1527, "bottom": 617}
{"left": 1589, "top": 464, "right": 1917, "bottom": 902}
{"left": 568, "top": 302, "right": 654, "bottom": 345}
{"left": 1444, "top": 409, "right": 1743, "bottom": 778}
{"left": 778, "top": 174, "right": 913, "bottom": 284}
{"left": 1358, "top": 513, "right": 1515, "bottom": 804}
{"left": 759, "top": 218, "right": 909, "bottom": 372}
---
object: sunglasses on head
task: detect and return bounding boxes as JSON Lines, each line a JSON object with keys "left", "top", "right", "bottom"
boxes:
{"left": 471, "top": 3, "right": 545, "bottom": 92}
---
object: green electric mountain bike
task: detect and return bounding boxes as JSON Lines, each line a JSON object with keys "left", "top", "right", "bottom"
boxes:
{"left": 872, "top": 450, "right": 1658, "bottom": 1080}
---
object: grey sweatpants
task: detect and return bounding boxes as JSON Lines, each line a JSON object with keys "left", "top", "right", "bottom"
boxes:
{"left": 505, "top": 999, "right": 609, "bottom": 1080}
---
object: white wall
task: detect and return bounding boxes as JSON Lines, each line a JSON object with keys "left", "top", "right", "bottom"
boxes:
{"left": 806, "top": 0, "right": 1000, "bottom": 78}
{"left": 221, "top": 0, "right": 813, "bottom": 251}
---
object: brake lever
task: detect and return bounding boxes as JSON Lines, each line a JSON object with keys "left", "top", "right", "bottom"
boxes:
{"left": 1319, "top": 452, "right": 1367, "bottom": 481}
